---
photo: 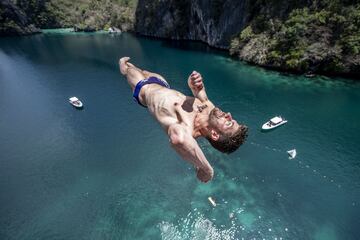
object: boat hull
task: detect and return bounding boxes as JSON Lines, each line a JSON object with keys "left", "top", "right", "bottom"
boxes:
{"left": 69, "top": 101, "right": 83, "bottom": 108}
{"left": 261, "top": 120, "right": 287, "bottom": 130}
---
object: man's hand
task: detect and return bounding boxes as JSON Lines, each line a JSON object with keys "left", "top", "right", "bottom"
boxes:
{"left": 196, "top": 167, "right": 214, "bottom": 183}
{"left": 187, "top": 71, "right": 211, "bottom": 104}
{"left": 188, "top": 71, "right": 204, "bottom": 91}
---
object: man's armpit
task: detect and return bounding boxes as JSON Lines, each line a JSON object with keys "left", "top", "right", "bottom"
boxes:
{"left": 168, "top": 124, "right": 186, "bottom": 145}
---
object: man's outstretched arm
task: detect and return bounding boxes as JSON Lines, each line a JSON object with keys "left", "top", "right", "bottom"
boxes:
{"left": 168, "top": 124, "right": 214, "bottom": 183}
{"left": 188, "top": 71, "right": 210, "bottom": 103}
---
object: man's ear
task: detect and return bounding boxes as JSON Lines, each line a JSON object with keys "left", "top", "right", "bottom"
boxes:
{"left": 211, "top": 129, "right": 220, "bottom": 141}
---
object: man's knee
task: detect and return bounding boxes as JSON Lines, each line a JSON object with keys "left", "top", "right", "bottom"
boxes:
{"left": 128, "top": 67, "right": 145, "bottom": 79}
{"left": 142, "top": 70, "right": 151, "bottom": 78}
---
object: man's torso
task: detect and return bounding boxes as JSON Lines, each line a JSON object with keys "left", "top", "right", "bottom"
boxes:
{"left": 143, "top": 85, "right": 211, "bottom": 134}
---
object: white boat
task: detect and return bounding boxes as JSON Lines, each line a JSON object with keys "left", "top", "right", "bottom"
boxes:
{"left": 69, "top": 96, "right": 83, "bottom": 108}
{"left": 108, "top": 27, "right": 121, "bottom": 34}
{"left": 287, "top": 149, "right": 297, "bottom": 159}
{"left": 262, "top": 116, "right": 287, "bottom": 130}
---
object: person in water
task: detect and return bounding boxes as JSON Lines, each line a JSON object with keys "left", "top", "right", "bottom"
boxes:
{"left": 119, "top": 57, "right": 248, "bottom": 183}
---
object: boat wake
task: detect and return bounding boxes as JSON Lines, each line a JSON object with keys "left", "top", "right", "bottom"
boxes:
{"left": 250, "top": 141, "right": 342, "bottom": 189}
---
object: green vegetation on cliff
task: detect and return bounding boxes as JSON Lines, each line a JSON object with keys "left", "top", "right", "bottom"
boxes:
{"left": 2, "top": 0, "right": 137, "bottom": 33}
{"left": 45, "top": 0, "right": 137, "bottom": 31}
{"left": 0, "top": 0, "right": 40, "bottom": 36}
{"left": 230, "top": 0, "right": 360, "bottom": 76}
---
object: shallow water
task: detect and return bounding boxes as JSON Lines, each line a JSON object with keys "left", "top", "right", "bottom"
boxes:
{"left": 0, "top": 32, "right": 359, "bottom": 240}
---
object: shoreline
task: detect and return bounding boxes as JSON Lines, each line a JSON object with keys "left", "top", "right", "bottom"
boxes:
{"left": 4, "top": 28, "right": 359, "bottom": 81}
{"left": 41, "top": 28, "right": 109, "bottom": 34}
{"left": 134, "top": 33, "right": 360, "bottom": 81}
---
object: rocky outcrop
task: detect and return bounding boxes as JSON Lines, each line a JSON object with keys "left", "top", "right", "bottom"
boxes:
{"left": 0, "top": 0, "right": 40, "bottom": 36}
{"left": 135, "top": 0, "right": 251, "bottom": 48}
{"left": 0, "top": 0, "right": 136, "bottom": 36}
{"left": 72, "top": 0, "right": 135, "bottom": 33}
{"left": 135, "top": 0, "right": 310, "bottom": 49}
{"left": 230, "top": 2, "right": 360, "bottom": 78}
{"left": 135, "top": 0, "right": 359, "bottom": 78}
{"left": 1, "top": 0, "right": 358, "bottom": 77}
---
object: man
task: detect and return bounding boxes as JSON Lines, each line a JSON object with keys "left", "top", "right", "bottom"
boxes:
{"left": 119, "top": 57, "right": 248, "bottom": 183}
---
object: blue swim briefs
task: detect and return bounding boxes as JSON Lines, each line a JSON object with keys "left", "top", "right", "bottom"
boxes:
{"left": 133, "top": 76, "right": 170, "bottom": 107}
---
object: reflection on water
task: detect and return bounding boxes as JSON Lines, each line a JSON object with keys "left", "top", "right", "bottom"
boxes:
{"left": 214, "top": 55, "right": 360, "bottom": 92}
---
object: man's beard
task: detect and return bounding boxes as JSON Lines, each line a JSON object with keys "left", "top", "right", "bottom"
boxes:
{"left": 209, "top": 107, "right": 221, "bottom": 120}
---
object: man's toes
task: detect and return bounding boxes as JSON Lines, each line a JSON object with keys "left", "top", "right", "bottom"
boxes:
{"left": 127, "top": 62, "right": 135, "bottom": 68}
{"left": 119, "top": 57, "right": 130, "bottom": 64}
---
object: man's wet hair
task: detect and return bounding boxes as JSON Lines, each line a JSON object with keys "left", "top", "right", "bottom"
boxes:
{"left": 208, "top": 125, "right": 249, "bottom": 154}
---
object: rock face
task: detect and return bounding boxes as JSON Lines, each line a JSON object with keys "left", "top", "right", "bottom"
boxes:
{"left": 229, "top": 2, "right": 360, "bottom": 78}
{"left": 0, "top": 0, "right": 40, "bottom": 36}
{"left": 135, "top": 0, "right": 359, "bottom": 78}
{"left": 1, "top": 0, "right": 358, "bottom": 77}
{"left": 135, "top": 0, "right": 310, "bottom": 49}
{"left": 0, "top": 0, "right": 136, "bottom": 36}
{"left": 135, "top": 0, "right": 250, "bottom": 48}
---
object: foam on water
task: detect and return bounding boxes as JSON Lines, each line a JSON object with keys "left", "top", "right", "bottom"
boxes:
{"left": 158, "top": 206, "right": 290, "bottom": 240}
{"left": 159, "top": 211, "right": 237, "bottom": 240}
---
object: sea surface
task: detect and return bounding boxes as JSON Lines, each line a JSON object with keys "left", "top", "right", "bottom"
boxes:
{"left": 0, "top": 32, "right": 359, "bottom": 240}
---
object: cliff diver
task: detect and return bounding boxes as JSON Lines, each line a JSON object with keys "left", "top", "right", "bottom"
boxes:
{"left": 119, "top": 57, "right": 248, "bottom": 183}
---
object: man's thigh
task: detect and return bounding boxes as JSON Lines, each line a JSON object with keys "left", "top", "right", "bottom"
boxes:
{"left": 126, "top": 68, "right": 146, "bottom": 91}
{"left": 142, "top": 70, "right": 169, "bottom": 85}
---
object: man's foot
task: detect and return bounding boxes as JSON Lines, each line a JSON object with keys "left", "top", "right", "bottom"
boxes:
{"left": 119, "top": 57, "right": 130, "bottom": 75}
{"left": 126, "top": 61, "right": 136, "bottom": 69}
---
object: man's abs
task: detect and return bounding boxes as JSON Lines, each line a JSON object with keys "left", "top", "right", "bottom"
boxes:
{"left": 144, "top": 85, "right": 197, "bottom": 130}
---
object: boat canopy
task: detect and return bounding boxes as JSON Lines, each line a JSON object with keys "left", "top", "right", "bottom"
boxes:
{"left": 270, "top": 116, "right": 283, "bottom": 124}
{"left": 69, "top": 97, "right": 79, "bottom": 101}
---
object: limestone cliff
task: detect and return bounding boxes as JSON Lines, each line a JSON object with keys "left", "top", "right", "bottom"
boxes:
{"left": 0, "top": 0, "right": 137, "bottom": 35}
{"left": 1, "top": 0, "right": 358, "bottom": 77}
{"left": 135, "top": 0, "right": 359, "bottom": 77}
{"left": 135, "top": 0, "right": 249, "bottom": 48}
{"left": 0, "top": 0, "right": 40, "bottom": 36}
{"left": 135, "top": 0, "right": 310, "bottom": 48}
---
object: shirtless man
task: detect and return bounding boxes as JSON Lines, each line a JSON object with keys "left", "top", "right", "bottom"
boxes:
{"left": 119, "top": 57, "right": 248, "bottom": 183}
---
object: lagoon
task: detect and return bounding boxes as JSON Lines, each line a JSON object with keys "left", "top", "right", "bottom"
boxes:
{"left": 0, "top": 32, "right": 359, "bottom": 240}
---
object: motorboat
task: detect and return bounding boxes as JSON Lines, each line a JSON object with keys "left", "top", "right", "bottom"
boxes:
{"left": 262, "top": 116, "right": 287, "bottom": 130}
{"left": 69, "top": 96, "right": 83, "bottom": 108}
{"left": 305, "top": 71, "right": 316, "bottom": 78}
{"left": 108, "top": 27, "right": 121, "bottom": 34}
{"left": 287, "top": 149, "right": 297, "bottom": 159}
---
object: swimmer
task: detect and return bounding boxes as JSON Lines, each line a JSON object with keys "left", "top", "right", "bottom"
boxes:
{"left": 119, "top": 57, "right": 248, "bottom": 183}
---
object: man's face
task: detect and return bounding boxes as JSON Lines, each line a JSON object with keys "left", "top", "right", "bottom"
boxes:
{"left": 209, "top": 107, "right": 240, "bottom": 135}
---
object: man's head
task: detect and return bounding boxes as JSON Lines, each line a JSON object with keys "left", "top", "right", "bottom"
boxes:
{"left": 206, "top": 107, "right": 248, "bottom": 154}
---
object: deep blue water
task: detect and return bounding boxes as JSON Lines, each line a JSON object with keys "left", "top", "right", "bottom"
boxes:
{"left": 0, "top": 32, "right": 359, "bottom": 240}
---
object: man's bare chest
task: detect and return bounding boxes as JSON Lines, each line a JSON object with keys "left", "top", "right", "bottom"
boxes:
{"left": 147, "top": 89, "right": 204, "bottom": 128}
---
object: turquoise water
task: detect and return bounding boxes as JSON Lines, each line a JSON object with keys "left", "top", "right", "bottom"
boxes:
{"left": 0, "top": 32, "right": 359, "bottom": 240}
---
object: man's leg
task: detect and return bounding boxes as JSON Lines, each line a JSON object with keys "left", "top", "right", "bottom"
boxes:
{"left": 142, "top": 70, "right": 168, "bottom": 84}
{"left": 119, "top": 57, "right": 169, "bottom": 88}
{"left": 125, "top": 60, "right": 168, "bottom": 84}
{"left": 119, "top": 57, "right": 145, "bottom": 91}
